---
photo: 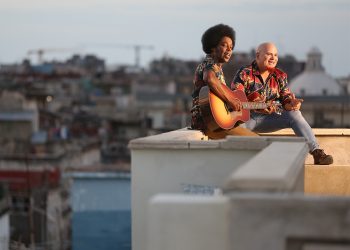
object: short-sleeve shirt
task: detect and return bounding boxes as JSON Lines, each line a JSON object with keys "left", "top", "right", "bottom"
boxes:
{"left": 191, "top": 55, "right": 226, "bottom": 131}
{"left": 231, "top": 60, "right": 294, "bottom": 105}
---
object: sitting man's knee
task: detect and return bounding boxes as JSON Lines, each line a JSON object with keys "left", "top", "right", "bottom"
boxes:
{"left": 286, "top": 110, "right": 302, "bottom": 118}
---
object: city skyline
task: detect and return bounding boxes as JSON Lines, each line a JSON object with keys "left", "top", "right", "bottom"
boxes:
{"left": 0, "top": 0, "right": 349, "bottom": 77}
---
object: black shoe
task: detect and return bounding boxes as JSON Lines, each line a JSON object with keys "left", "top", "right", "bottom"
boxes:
{"left": 311, "top": 149, "right": 333, "bottom": 165}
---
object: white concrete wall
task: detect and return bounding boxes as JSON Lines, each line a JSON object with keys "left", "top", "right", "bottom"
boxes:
{"left": 149, "top": 193, "right": 350, "bottom": 250}
{"left": 131, "top": 147, "right": 258, "bottom": 250}
{"left": 142, "top": 130, "right": 350, "bottom": 250}
{"left": 129, "top": 128, "right": 308, "bottom": 250}
{"left": 148, "top": 195, "right": 232, "bottom": 250}
{"left": 141, "top": 129, "right": 350, "bottom": 250}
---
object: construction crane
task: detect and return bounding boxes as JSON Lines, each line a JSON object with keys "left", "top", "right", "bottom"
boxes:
{"left": 85, "top": 43, "right": 154, "bottom": 68}
{"left": 27, "top": 48, "right": 80, "bottom": 64}
{"left": 132, "top": 44, "right": 154, "bottom": 69}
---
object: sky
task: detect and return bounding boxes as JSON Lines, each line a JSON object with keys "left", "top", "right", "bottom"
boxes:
{"left": 0, "top": 0, "right": 349, "bottom": 77}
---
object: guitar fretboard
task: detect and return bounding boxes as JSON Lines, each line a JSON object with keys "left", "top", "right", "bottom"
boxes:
{"left": 242, "top": 102, "right": 268, "bottom": 110}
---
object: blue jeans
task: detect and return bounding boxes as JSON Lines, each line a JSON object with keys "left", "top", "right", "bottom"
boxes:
{"left": 244, "top": 110, "right": 319, "bottom": 152}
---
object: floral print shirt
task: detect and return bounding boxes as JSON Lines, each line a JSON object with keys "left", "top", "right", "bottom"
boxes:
{"left": 191, "top": 55, "right": 226, "bottom": 130}
{"left": 231, "top": 60, "right": 294, "bottom": 105}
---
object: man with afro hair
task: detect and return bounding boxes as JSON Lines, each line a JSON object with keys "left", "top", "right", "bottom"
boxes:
{"left": 191, "top": 24, "right": 257, "bottom": 139}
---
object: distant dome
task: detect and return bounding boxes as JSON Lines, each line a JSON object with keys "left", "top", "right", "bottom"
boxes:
{"left": 289, "top": 47, "right": 341, "bottom": 96}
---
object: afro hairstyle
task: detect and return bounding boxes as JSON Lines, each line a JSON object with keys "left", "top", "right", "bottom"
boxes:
{"left": 201, "top": 24, "right": 235, "bottom": 54}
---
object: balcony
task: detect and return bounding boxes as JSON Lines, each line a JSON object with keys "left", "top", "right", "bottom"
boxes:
{"left": 129, "top": 128, "right": 350, "bottom": 250}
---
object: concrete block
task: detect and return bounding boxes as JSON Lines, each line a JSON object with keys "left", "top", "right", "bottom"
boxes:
{"left": 305, "top": 164, "right": 350, "bottom": 195}
{"left": 228, "top": 193, "right": 350, "bottom": 250}
{"left": 224, "top": 141, "right": 308, "bottom": 192}
{"left": 148, "top": 194, "right": 231, "bottom": 250}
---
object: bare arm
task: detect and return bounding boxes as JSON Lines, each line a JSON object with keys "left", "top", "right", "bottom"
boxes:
{"left": 204, "top": 69, "right": 242, "bottom": 111}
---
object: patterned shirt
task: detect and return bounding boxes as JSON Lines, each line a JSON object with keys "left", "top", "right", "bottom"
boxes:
{"left": 231, "top": 60, "right": 294, "bottom": 105}
{"left": 191, "top": 55, "right": 226, "bottom": 130}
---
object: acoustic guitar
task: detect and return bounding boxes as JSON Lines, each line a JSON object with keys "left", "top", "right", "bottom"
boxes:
{"left": 198, "top": 85, "right": 282, "bottom": 132}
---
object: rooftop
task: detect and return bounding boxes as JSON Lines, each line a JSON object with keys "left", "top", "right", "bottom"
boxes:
{"left": 129, "top": 128, "right": 350, "bottom": 250}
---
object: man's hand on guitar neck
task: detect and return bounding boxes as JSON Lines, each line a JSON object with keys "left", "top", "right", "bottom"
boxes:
{"left": 260, "top": 106, "right": 277, "bottom": 115}
{"left": 254, "top": 100, "right": 282, "bottom": 115}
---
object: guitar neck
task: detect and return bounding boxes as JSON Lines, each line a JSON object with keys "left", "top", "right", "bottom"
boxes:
{"left": 242, "top": 102, "right": 268, "bottom": 110}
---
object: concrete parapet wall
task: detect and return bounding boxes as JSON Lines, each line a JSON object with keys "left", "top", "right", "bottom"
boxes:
{"left": 148, "top": 195, "right": 232, "bottom": 250}
{"left": 129, "top": 129, "right": 308, "bottom": 250}
{"left": 148, "top": 193, "right": 350, "bottom": 250}
{"left": 131, "top": 128, "right": 350, "bottom": 250}
{"left": 224, "top": 141, "right": 307, "bottom": 192}
{"left": 305, "top": 165, "right": 350, "bottom": 196}
{"left": 261, "top": 128, "right": 350, "bottom": 196}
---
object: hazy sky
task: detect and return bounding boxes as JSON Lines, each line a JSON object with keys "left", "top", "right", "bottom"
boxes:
{"left": 1, "top": 0, "right": 349, "bottom": 77}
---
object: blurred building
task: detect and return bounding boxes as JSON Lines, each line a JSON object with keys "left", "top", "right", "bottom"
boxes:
{"left": 0, "top": 92, "right": 73, "bottom": 247}
{"left": 289, "top": 47, "right": 349, "bottom": 127}
{"left": 0, "top": 91, "right": 39, "bottom": 141}
{"left": 67, "top": 166, "right": 131, "bottom": 250}
{"left": 337, "top": 75, "right": 350, "bottom": 94}
{"left": 0, "top": 90, "right": 102, "bottom": 250}
{"left": 0, "top": 184, "right": 10, "bottom": 250}
{"left": 0, "top": 168, "right": 69, "bottom": 250}
{"left": 291, "top": 47, "right": 341, "bottom": 96}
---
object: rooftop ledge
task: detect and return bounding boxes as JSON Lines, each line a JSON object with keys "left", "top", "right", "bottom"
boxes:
{"left": 129, "top": 128, "right": 350, "bottom": 195}
{"left": 129, "top": 127, "right": 350, "bottom": 151}
{"left": 131, "top": 132, "right": 308, "bottom": 192}
{"left": 260, "top": 128, "right": 350, "bottom": 136}
{"left": 129, "top": 128, "right": 350, "bottom": 165}
{"left": 128, "top": 128, "right": 309, "bottom": 150}
{"left": 130, "top": 128, "right": 350, "bottom": 250}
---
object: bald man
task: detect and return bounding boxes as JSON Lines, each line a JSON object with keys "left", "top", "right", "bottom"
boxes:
{"left": 231, "top": 42, "right": 333, "bottom": 165}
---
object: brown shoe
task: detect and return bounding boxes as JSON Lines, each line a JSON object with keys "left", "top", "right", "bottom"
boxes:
{"left": 311, "top": 149, "right": 333, "bottom": 165}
